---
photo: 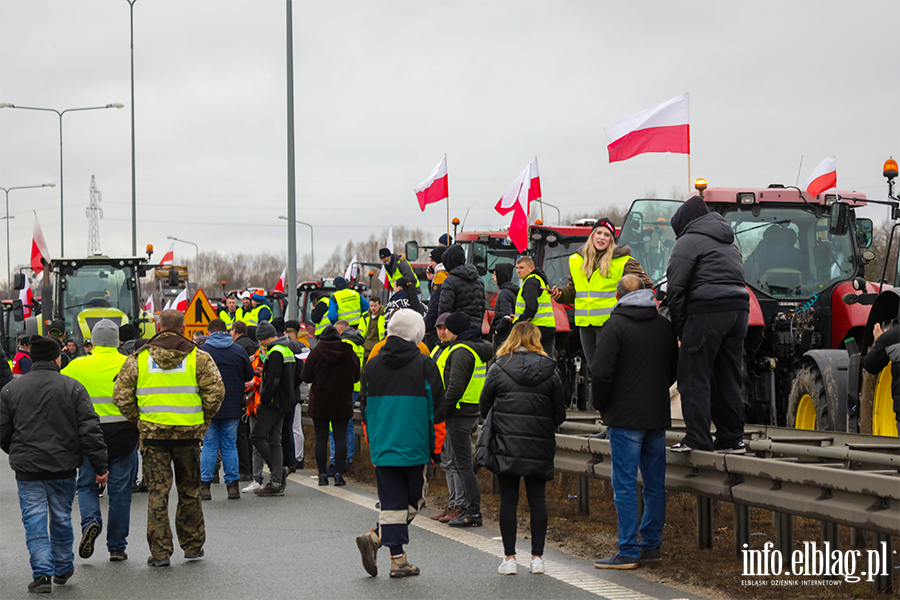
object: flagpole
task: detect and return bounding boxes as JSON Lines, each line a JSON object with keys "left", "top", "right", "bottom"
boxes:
{"left": 687, "top": 153, "right": 692, "bottom": 196}
{"left": 446, "top": 155, "right": 450, "bottom": 242}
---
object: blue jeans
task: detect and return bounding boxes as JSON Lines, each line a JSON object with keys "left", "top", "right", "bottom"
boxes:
{"left": 16, "top": 477, "right": 77, "bottom": 579}
{"left": 201, "top": 419, "right": 240, "bottom": 484}
{"left": 608, "top": 427, "right": 666, "bottom": 559}
{"left": 77, "top": 452, "right": 136, "bottom": 553}
{"left": 329, "top": 418, "right": 355, "bottom": 465}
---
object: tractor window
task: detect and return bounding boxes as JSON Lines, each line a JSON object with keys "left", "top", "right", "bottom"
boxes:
{"left": 617, "top": 199, "right": 682, "bottom": 285}
{"left": 463, "top": 241, "right": 519, "bottom": 309}
{"left": 541, "top": 241, "right": 582, "bottom": 290}
{"left": 61, "top": 265, "right": 134, "bottom": 340}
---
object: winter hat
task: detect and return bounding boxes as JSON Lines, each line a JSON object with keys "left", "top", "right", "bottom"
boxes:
{"left": 48, "top": 320, "right": 66, "bottom": 336}
{"left": 378, "top": 248, "right": 392, "bottom": 259}
{"left": 435, "top": 312, "right": 451, "bottom": 328}
{"left": 386, "top": 308, "right": 425, "bottom": 345}
{"left": 240, "top": 291, "right": 251, "bottom": 300}
{"left": 438, "top": 233, "right": 453, "bottom": 245}
{"left": 251, "top": 293, "right": 266, "bottom": 302}
{"left": 491, "top": 263, "right": 514, "bottom": 286}
{"left": 445, "top": 311, "right": 470, "bottom": 335}
{"left": 442, "top": 244, "right": 466, "bottom": 271}
{"left": 317, "top": 325, "right": 341, "bottom": 342}
{"left": 119, "top": 323, "right": 136, "bottom": 343}
{"left": 671, "top": 195, "right": 709, "bottom": 237}
{"left": 91, "top": 319, "right": 120, "bottom": 348}
{"left": 285, "top": 319, "right": 302, "bottom": 332}
{"left": 31, "top": 337, "right": 61, "bottom": 363}
{"left": 334, "top": 276, "right": 348, "bottom": 290}
{"left": 591, "top": 217, "right": 617, "bottom": 239}
{"left": 429, "top": 246, "right": 446, "bottom": 263}
{"left": 272, "top": 317, "right": 286, "bottom": 335}
{"left": 256, "top": 320, "right": 277, "bottom": 341}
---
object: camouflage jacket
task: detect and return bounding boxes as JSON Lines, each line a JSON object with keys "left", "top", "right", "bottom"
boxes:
{"left": 113, "top": 331, "right": 224, "bottom": 443}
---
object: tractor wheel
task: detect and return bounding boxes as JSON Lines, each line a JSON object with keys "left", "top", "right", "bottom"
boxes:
{"left": 873, "top": 366, "right": 899, "bottom": 437}
{"left": 788, "top": 365, "right": 829, "bottom": 430}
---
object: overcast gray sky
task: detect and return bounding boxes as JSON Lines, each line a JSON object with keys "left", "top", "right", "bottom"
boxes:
{"left": 1, "top": 0, "right": 898, "bottom": 271}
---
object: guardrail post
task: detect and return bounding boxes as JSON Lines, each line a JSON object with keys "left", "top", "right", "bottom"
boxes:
{"left": 697, "top": 495, "right": 712, "bottom": 549}
{"left": 773, "top": 512, "right": 793, "bottom": 558}
{"left": 850, "top": 527, "right": 867, "bottom": 549}
{"left": 820, "top": 521, "right": 839, "bottom": 550}
{"left": 874, "top": 532, "right": 893, "bottom": 594}
{"left": 733, "top": 503, "right": 750, "bottom": 558}
{"left": 577, "top": 476, "right": 590, "bottom": 515}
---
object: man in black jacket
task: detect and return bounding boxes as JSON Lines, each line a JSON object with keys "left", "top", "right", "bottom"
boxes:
{"left": 864, "top": 322, "right": 900, "bottom": 433}
{"left": 591, "top": 275, "right": 677, "bottom": 569}
{"left": 438, "top": 245, "right": 485, "bottom": 332}
{"left": 666, "top": 196, "right": 749, "bottom": 454}
{"left": 489, "top": 263, "right": 518, "bottom": 350}
{"left": 1, "top": 337, "right": 108, "bottom": 593}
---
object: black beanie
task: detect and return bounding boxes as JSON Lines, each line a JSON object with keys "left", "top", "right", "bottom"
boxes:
{"left": 429, "top": 246, "right": 446, "bottom": 263}
{"left": 671, "top": 196, "right": 709, "bottom": 237}
{"left": 31, "top": 337, "right": 61, "bottom": 363}
{"left": 378, "top": 248, "right": 392, "bottom": 259}
{"left": 272, "top": 317, "right": 286, "bottom": 335}
{"left": 445, "top": 311, "right": 470, "bottom": 335}
{"left": 334, "top": 276, "right": 348, "bottom": 290}
{"left": 119, "top": 323, "right": 136, "bottom": 343}
{"left": 591, "top": 217, "right": 617, "bottom": 239}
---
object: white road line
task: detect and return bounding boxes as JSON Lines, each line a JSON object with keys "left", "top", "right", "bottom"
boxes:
{"left": 289, "top": 473, "right": 658, "bottom": 600}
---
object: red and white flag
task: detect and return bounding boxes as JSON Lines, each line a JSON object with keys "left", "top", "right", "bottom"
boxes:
{"left": 802, "top": 155, "right": 837, "bottom": 197}
{"left": 273, "top": 266, "right": 287, "bottom": 294}
{"left": 19, "top": 277, "right": 34, "bottom": 318}
{"left": 143, "top": 295, "right": 154, "bottom": 314}
{"left": 344, "top": 254, "right": 358, "bottom": 281}
{"left": 495, "top": 157, "right": 541, "bottom": 253}
{"left": 173, "top": 288, "right": 188, "bottom": 312}
{"left": 31, "top": 211, "right": 52, "bottom": 275}
{"left": 414, "top": 154, "right": 449, "bottom": 211}
{"left": 160, "top": 243, "right": 175, "bottom": 265}
{"left": 604, "top": 93, "right": 690, "bottom": 163}
{"left": 378, "top": 226, "right": 394, "bottom": 288}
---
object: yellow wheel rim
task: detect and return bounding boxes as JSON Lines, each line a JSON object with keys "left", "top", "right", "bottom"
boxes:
{"left": 873, "top": 365, "right": 899, "bottom": 437}
{"left": 796, "top": 394, "right": 816, "bottom": 430}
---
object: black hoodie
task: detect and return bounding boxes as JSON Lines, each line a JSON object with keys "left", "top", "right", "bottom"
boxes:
{"left": 443, "top": 329, "right": 494, "bottom": 418}
{"left": 490, "top": 264, "right": 518, "bottom": 340}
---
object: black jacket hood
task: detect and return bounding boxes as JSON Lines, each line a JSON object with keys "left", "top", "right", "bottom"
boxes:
{"left": 493, "top": 263, "right": 514, "bottom": 286}
{"left": 442, "top": 244, "right": 466, "bottom": 272}
{"left": 379, "top": 336, "right": 423, "bottom": 369}
{"left": 681, "top": 212, "right": 735, "bottom": 245}
{"left": 497, "top": 350, "right": 557, "bottom": 387}
{"left": 313, "top": 338, "right": 355, "bottom": 364}
{"left": 450, "top": 263, "right": 479, "bottom": 282}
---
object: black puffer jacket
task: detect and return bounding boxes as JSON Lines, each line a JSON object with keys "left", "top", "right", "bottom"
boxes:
{"left": 863, "top": 326, "right": 900, "bottom": 415}
{"left": 666, "top": 210, "right": 749, "bottom": 337}
{"left": 439, "top": 245, "right": 486, "bottom": 331}
{"left": 479, "top": 349, "right": 566, "bottom": 480}
{"left": 490, "top": 281, "right": 518, "bottom": 342}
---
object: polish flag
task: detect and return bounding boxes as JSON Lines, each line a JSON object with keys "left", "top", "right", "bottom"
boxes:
{"left": 802, "top": 155, "right": 838, "bottom": 197}
{"left": 344, "top": 254, "right": 358, "bottom": 281}
{"left": 604, "top": 93, "right": 690, "bottom": 163}
{"left": 495, "top": 158, "right": 541, "bottom": 253}
{"left": 160, "top": 243, "right": 175, "bottom": 265}
{"left": 163, "top": 298, "right": 173, "bottom": 311}
{"left": 143, "top": 295, "right": 154, "bottom": 314}
{"left": 414, "top": 155, "right": 449, "bottom": 211}
{"left": 31, "top": 211, "right": 52, "bottom": 275}
{"left": 378, "top": 226, "right": 393, "bottom": 288}
{"left": 273, "top": 266, "right": 287, "bottom": 294}
{"left": 19, "top": 277, "right": 34, "bottom": 318}
{"left": 173, "top": 288, "right": 188, "bottom": 312}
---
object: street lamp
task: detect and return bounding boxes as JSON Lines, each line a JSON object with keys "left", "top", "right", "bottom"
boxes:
{"left": 166, "top": 236, "right": 199, "bottom": 266}
{"left": 125, "top": 0, "right": 138, "bottom": 256}
{"left": 278, "top": 216, "right": 314, "bottom": 273}
{"left": 0, "top": 183, "right": 55, "bottom": 298}
{"left": 0, "top": 102, "right": 124, "bottom": 257}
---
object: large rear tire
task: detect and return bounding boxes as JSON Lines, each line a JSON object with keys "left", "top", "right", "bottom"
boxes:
{"left": 788, "top": 366, "right": 828, "bottom": 430}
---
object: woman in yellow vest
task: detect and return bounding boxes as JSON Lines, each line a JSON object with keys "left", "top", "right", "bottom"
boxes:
{"left": 550, "top": 217, "right": 652, "bottom": 374}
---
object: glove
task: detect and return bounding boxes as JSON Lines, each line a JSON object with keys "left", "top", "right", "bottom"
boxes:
{"left": 430, "top": 452, "right": 441, "bottom": 465}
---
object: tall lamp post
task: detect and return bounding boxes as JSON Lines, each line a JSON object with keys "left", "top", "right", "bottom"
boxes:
{"left": 166, "top": 236, "right": 199, "bottom": 267}
{"left": 0, "top": 103, "right": 123, "bottom": 257}
{"left": 278, "top": 215, "right": 314, "bottom": 275}
{"left": 125, "top": 0, "right": 138, "bottom": 255}
{"left": 1, "top": 183, "right": 55, "bottom": 297}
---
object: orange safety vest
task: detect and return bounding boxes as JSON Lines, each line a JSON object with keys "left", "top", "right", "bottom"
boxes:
{"left": 246, "top": 348, "right": 265, "bottom": 417}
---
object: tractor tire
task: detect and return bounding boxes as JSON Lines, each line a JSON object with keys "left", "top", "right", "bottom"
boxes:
{"left": 788, "top": 365, "right": 830, "bottom": 431}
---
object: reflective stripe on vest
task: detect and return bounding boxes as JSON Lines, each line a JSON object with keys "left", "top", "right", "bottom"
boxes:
{"left": 568, "top": 254, "right": 629, "bottom": 327}
{"left": 360, "top": 313, "right": 386, "bottom": 340}
{"left": 434, "top": 343, "right": 487, "bottom": 408}
{"left": 332, "top": 289, "right": 362, "bottom": 327}
{"left": 314, "top": 298, "right": 331, "bottom": 335}
{"left": 386, "top": 259, "right": 419, "bottom": 289}
{"left": 239, "top": 306, "right": 258, "bottom": 327}
{"left": 513, "top": 273, "right": 555, "bottom": 327}
{"left": 61, "top": 346, "right": 129, "bottom": 424}
{"left": 219, "top": 310, "right": 237, "bottom": 327}
{"left": 268, "top": 343, "right": 296, "bottom": 364}
{"left": 136, "top": 350, "right": 203, "bottom": 426}
{"left": 341, "top": 338, "right": 364, "bottom": 391}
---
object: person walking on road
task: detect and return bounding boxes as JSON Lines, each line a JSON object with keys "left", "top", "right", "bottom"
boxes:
{"left": 1, "top": 336, "right": 108, "bottom": 593}
{"left": 356, "top": 309, "right": 445, "bottom": 578}
{"left": 665, "top": 196, "right": 749, "bottom": 454}
{"left": 199, "top": 319, "right": 254, "bottom": 501}
{"left": 438, "top": 244, "right": 486, "bottom": 332}
{"left": 480, "top": 321, "right": 565, "bottom": 575}
{"left": 61, "top": 320, "right": 138, "bottom": 563}
{"left": 512, "top": 256, "right": 556, "bottom": 357}
{"left": 113, "top": 309, "right": 224, "bottom": 567}
{"left": 591, "top": 275, "right": 678, "bottom": 569}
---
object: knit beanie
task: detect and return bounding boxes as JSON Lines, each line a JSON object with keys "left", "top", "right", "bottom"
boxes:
{"left": 272, "top": 317, "right": 286, "bottom": 335}
{"left": 445, "top": 311, "right": 470, "bottom": 335}
{"left": 31, "top": 337, "right": 61, "bottom": 362}
{"left": 378, "top": 248, "right": 392, "bottom": 259}
{"left": 119, "top": 323, "right": 136, "bottom": 343}
{"left": 429, "top": 246, "right": 446, "bottom": 263}
{"left": 438, "top": 233, "right": 453, "bottom": 245}
{"left": 591, "top": 217, "right": 617, "bottom": 239}
{"left": 91, "top": 319, "right": 120, "bottom": 348}
{"left": 671, "top": 195, "right": 709, "bottom": 237}
{"left": 256, "top": 321, "right": 277, "bottom": 341}
{"left": 334, "top": 276, "right": 348, "bottom": 290}
{"left": 386, "top": 308, "right": 425, "bottom": 345}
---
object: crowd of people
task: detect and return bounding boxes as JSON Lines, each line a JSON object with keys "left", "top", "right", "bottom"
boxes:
{"left": 0, "top": 202, "right": 750, "bottom": 590}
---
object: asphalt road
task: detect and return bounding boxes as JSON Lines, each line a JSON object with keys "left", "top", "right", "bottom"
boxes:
{"left": 0, "top": 464, "right": 707, "bottom": 600}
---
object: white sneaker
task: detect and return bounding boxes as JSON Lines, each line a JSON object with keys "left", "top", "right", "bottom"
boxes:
{"left": 242, "top": 481, "right": 263, "bottom": 493}
{"left": 530, "top": 557, "right": 545, "bottom": 574}
{"left": 498, "top": 557, "right": 517, "bottom": 575}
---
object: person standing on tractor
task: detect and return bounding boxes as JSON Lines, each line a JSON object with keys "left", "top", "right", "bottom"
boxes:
{"left": 328, "top": 277, "right": 369, "bottom": 328}
{"left": 379, "top": 248, "right": 419, "bottom": 292}
{"left": 512, "top": 256, "right": 556, "bottom": 357}
{"left": 219, "top": 294, "right": 240, "bottom": 329}
{"left": 864, "top": 322, "right": 900, "bottom": 432}
{"left": 550, "top": 218, "right": 652, "bottom": 373}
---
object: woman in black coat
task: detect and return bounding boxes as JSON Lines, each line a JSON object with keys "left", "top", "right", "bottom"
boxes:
{"left": 479, "top": 322, "right": 566, "bottom": 576}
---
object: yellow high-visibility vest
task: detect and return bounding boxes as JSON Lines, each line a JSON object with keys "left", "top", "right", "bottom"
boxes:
{"left": 434, "top": 342, "right": 486, "bottom": 409}
{"left": 513, "top": 272, "right": 555, "bottom": 327}
{"left": 219, "top": 310, "right": 238, "bottom": 328}
{"left": 135, "top": 349, "right": 203, "bottom": 426}
{"left": 238, "top": 306, "right": 257, "bottom": 327}
{"left": 386, "top": 259, "right": 419, "bottom": 289}
{"left": 341, "top": 338, "right": 364, "bottom": 392}
{"left": 332, "top": 288, "right": 363, "bottom": 327}
{"left": 360, "top": 312, "right": 386, "bottom": 340}
{"left": 61, "top": 346, "right": 129, "bottom": 424}
{"left": 568, "top": 254, "right": 629, "bottom": 327}
{"left": 314, "top": 297, "right": 331, "bottom": 335}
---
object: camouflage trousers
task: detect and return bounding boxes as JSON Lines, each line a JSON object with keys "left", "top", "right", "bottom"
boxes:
{"left": 143, "top": 444, "right": 205, "bottom": 559}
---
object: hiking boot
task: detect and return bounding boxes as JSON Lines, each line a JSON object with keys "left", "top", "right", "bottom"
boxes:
{"left": 254, "top": 483, "right": 285, "bottom": 497}
{"left": 594, "top": 553, "right": 640, "bottom": 569}
{"left": 438, "top": 507, "right": 461, "bottom": 523}
{"left": 640, "top": 547, "right": 661, "bottom": 560}
{"left": 498, "top": 557, "right": 517, "bottom": 575}
{"left": 356, "top": 529, "right": 381, "bottom": 577}
{"left": 79, "top": 522, "right": 102, "bottom": 558}
{"left": 200, "top": 481, "right": 212, "bottom": 501}
{"left": 390, "top": 553, "right": 420, "bottom": 578}
{"left": 147, "top": 556, "right": 170, "bottom": 567}
{"left": 668, "top": 441, "right": 694, "bottom": 453}
{"left": 226, "top": 482, "right": 240, "bottom": 500}
{"left": 448, "top": 511, "right": 482, "bottom": 527}
{"left": 430, "top": 507, "right": 450, "bottom": 521}
{"left": 27, "top": 575, "right": 52, "bottom": 593}
{"left": 109, "top": 550, "right": 128, "bottom": 562}
{"left": 318, "top": 475, "right": 329, "bottom": 486}
{"left": 242, "top": 481, "right": 263, "bottom": 493}
{"left": 53, "top": 568, "right": 74, "bottom": 585}
{"left": 715, "top": 440, "right": 747, "bottom": 455}
{"left": 184, "top": 548, "right": 204, "bottom": 560}
{"left": 334, "top": 474, "right": 347, "bottom": 487}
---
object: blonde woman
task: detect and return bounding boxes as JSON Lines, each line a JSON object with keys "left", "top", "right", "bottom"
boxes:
{"left": 479, "top": 322, "right": 566, "bottom": 576}
{"left": 550, "top": 217, "right": 652, "bottom": 372}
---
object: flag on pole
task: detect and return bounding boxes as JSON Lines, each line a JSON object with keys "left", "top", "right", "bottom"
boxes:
{"left": 31, "top": 211, "right": 52, "bottom": 275}
{"left": 143, "top": 295, "right": 154, "bottom": 314}
{"left": 19, "top": 277, "right": 34, "bottom": 318}
{"left": 163, "top": 298, "right": 173, "bottom": 311}
{"left": 273, "top": 266, "right": 287, "bottom": 294}
{"left": 495, "top": 158, "right": 541, "bottom": 253}
{"left": 802, "top": 155, "right": 838, "bottom": 197}
{"left": 414, "top": 154, "right": 449, "bottom": 211}
{"left": 344, "top": 254, "right": 358, "bottom": 281}
{"left": 160, "top": 243, "right": 175, "bottom": 265}
{"left": 173, "top": 288, "right": 188, "bottom": 312}
{"left": 604, "top": 93, "right": 690, "bottom": 163}
{"left": 378, "top": 226, "right": 394, "bottom": 288}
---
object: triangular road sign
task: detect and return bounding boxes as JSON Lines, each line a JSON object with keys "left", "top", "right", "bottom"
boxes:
{"left": 184, "top": 289, "right": 216, "bottom": 330}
